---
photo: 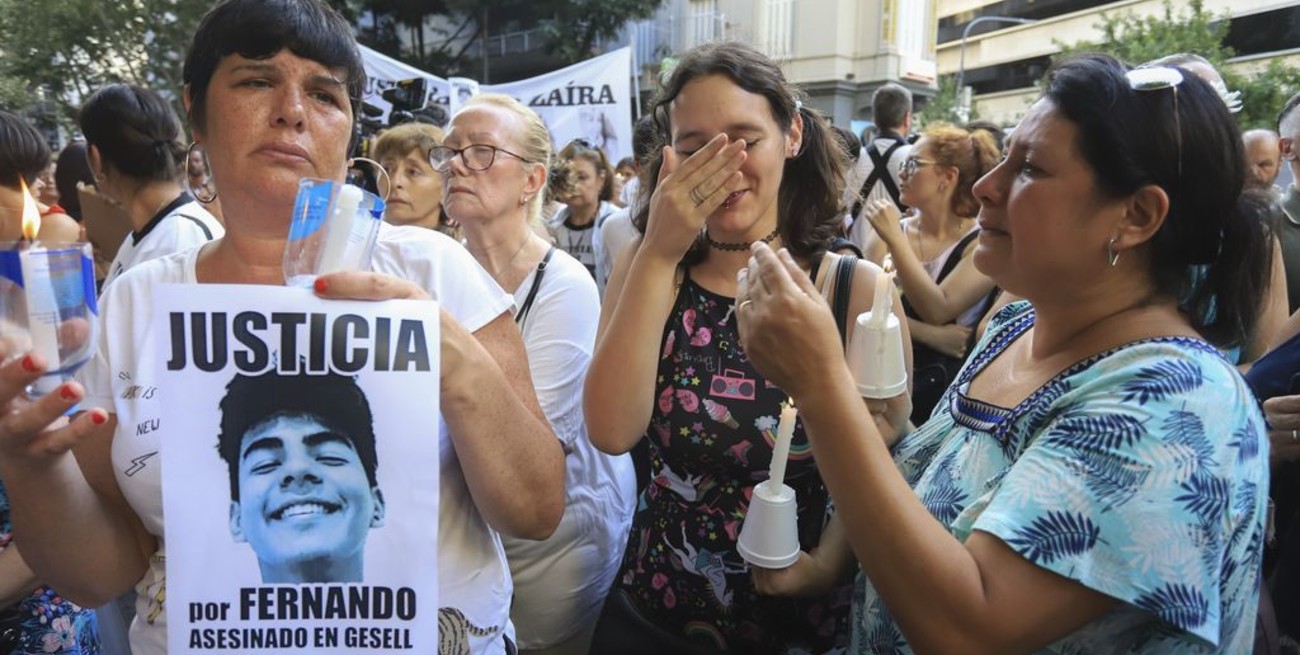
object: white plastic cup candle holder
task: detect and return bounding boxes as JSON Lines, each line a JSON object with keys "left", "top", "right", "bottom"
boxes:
{"left": 737, "top": 479, "right": 800, "bottom": 569}
{"left": 284, "top": 179, "right": 385, "bottom": 287}
{"left": 0, "top": 242, "right": 98, "bottom": 397}
{"left": 847, "top": 273, "right": 908, "bottom": 399}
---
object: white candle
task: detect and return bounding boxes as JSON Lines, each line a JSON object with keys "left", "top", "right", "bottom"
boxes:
{"left": 20, "top": 245, "right": 63, "bottom": 395}
{"left": 867, "top": 271, "right": 892, "bottom": 327}
{"left": 769, "top": 400, "right": 797, "bottom": 488}
{"left": 317, "top": 184, "right": 364, "bottom": 275}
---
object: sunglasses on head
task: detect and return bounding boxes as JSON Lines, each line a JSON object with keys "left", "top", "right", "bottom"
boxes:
{"left": 1126, "top": 66, "right": 1184, "bottom": 179}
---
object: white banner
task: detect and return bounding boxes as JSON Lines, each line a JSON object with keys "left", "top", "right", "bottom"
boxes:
{"left": 159, "top": 285, "right": 442, "bottom": 654}
{"left": 360, "top": 45, "right": 634, "bottom": 164}
{"left": 483, "top": 47, "right": 634, "bottom": 164}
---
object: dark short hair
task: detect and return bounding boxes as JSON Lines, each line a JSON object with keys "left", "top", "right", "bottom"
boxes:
{"left": 54, "top": 142, "right": 95, "bottom": 221}
{"left": 872, "top": 83, "right": 912, "bottom": 131}
{"left": 217, "top": 370, "right": 378, "bottom": 501}
{"left": 79, "top": 84, "right": 186, "bottom": 184}
{"left": 1043, "top": 54, "right": 1270, "bottom": 349}
{"left": 0, "top": 110, "right": 50, "bottom": 190}
{"left": 637, "top": 41, "right": 846, "bottom": 268}
{"left": 559, "top": 139, "right": 615, "bottom": 202}
{"left": 831, "top": 125, "right": 862, "bottom": 161}
{"left": 183, "top": 0, "right": 365, "bottom": 140}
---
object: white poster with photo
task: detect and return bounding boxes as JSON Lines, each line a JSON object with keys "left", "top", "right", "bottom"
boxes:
{"left": 156, "top": 284, "right": 441, "bottom": 654}
{"left": 484, "top": 47, "right": 634, "bottom": 164}
{"left": 447, "top": 76, "right": 480, "bottom": 116}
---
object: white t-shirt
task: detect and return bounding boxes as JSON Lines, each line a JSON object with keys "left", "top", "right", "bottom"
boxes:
{"left": 79, "top": 223, "right": 517, "bottom": 655}
{"left": 101, "top": 197, "right": 223, "bottom": 291}
{"left": 593, "top": 205, "right": 638, "bottom": 298}
{"left": 549, "top": 201, "right": 615, "bottom": 279}
{"left": 502, "top": 248, "right": 635, "bottom": 648}
{"left": 846, "top": 136, "right": 910, "bottom": 251}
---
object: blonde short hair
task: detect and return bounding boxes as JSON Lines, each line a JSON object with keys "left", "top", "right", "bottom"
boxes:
{"left": 373, "top": 122, "right": 444, "bottom": 164}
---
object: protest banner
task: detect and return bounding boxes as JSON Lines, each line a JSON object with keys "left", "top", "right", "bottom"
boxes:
{"left": 359, "top": 45, "right": 634, "bottom": 164}
{"left": 484, "top": 47, "right": 634, "bottom": 164}
{"left": 157, "top": 284, "right": 441, "bottom": 654}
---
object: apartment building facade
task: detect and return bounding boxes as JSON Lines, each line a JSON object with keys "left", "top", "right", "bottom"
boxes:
{"left": 938, "top": 0, "right": 1300, "bottom": 125}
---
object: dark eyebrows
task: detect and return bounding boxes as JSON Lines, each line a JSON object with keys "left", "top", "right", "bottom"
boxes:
{"left": 227, "top": 63, "right": 346, "bottom": 89}
{"left": 675, "top": 122, "right": 766, "bottom": 145}
{"left": 239, "top": 431, "right": 355, "bottom": 461}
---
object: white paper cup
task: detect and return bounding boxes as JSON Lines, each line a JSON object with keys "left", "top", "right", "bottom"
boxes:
{"left": 737, "top": 480, "right": 800, "bottom": 569}
{"left": 848, "top": 311, "right": 908, "bottom": 399}
{"left": 283, "top": 179, "right": 384, "bottom": 287}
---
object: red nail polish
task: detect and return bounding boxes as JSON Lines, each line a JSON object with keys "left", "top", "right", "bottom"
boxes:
{"left": 91, "top": 411, "right": 107, "bottom": 425}
{"left": 59, "top": 386, "right": 77, "bottom": 401}
{"left": 21, "top": 356, "right": 37, "bottom": 372}
{"left": 314, "top": 277, "right": 329, "bottom": 294}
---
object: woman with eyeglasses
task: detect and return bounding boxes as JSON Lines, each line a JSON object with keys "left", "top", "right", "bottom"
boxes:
{"left": 0, "top": 3, "right": 564, "bottom": 654}
{"left": 585, "top": 42, "right": 911, "bottom": 654}
{"left": 549, "top": 140, "right": 618, "bottom": 279}
{"left": 861, "top": 124, "right": 1000, "bottom": 424}
{"left": 432, "top": 95, "right": 635, "bottom": 655}
{"left": 737, "top": 53, "right": 1270, "bottom": 653}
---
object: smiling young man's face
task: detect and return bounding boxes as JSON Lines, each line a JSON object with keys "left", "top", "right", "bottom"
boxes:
{"left": 229, "top": 413, "right": 384, "bottom": 582}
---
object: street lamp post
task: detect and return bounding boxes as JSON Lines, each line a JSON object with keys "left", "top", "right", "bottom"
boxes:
{"left": 955, "top": 15, "right": 1037, "bottom": 122}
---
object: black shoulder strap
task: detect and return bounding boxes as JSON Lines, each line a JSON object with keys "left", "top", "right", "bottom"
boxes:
{"left": 936, "top": 230, "right": 980, "bottom": 283}
{"left": 829, "top": 236, "right": 864, "bottom": 259}
{"left": 902, "top": 230, "right": 981, "bottom": 321}
{"left": 515, "top": 247, "right": 556, "bottom": 328}
{"left": 852, "top": 139, "right": 907, "bottom": 217}
{"left": 831, "top": 254, "right": 857, "bottom": 351}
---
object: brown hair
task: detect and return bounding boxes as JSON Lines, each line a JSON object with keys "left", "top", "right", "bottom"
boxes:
{"left": 920, "top": 123, "right": 999, "bottom": 217}
{"left": 558, "top": 140, "right": 615, "bottom": 202}
{"left": 635, "top": 41, "right": 846, "bottom": 267}
{"left": 373, "top": 123, "right": 444, "bottom": 164}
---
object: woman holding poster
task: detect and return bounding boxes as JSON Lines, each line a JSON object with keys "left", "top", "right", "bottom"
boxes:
{"left": 435, "top": 93, "right": 635, "bottom": 655}
{"left": 0, "top": 2, "right": 564, "bottom": 655}
{"left": 585, "top": 42, "right": 911, "bottom": 653}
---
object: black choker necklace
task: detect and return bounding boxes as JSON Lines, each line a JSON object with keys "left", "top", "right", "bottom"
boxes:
{"left": 705, "top": 228, "right": 780, "bottom": 252}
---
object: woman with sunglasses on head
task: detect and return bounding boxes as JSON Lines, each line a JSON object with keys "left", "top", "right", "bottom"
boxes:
{"left": 586, "top": 41, "right": 911, "bottom": 654}
{"left": 79, "top": 83, "right": 225, "bottom": 291}
{"left": 738, "top": 53, "right": 1270, "bottom": 653}
{"left": 433, "top": 94, "right": 635, "bottom": 655}
{"left": 550, "top": 140, "right": 618, "bottom": 279}
{"left": 0, "top": 2, "right": 564, "bottom": 654}
{"left": 861, "top": 124, "right": 1000, "bottom": 424}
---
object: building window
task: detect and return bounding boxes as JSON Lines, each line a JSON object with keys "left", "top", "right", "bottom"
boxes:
{"left": 688, "top": 0, "right": 720, "bottom": 48}
{"left": 763, "top": 0, "right": 796, "bottom": 59}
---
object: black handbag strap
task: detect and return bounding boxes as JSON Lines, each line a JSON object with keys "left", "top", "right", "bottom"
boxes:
{"left": 515, "top": 247, "right": 555, "bottom": 328}
{"left": 831, "top": 253, "right": 856, "bottom": 351}
{"left": 851, "top": 138, "right": 907, "bottom": 217}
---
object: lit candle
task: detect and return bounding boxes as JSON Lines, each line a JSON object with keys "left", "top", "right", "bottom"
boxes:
{"left": 17, "top": 180, "right": 61, "bottom": 395}
{"left": 769, "top": 399, "right": 797, "bottom": 488}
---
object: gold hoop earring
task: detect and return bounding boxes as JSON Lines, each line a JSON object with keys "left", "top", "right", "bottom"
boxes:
{"left": 1107, "top": 235, "right": 1121, "bottom": 267}
{"left": 185, "top": 142, "right": 217, "bottom": 204}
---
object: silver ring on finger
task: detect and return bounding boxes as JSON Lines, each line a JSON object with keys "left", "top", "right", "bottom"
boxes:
{"left": 689, "top": 186, "right": 707, "bottom": 207}
{"left": 1292, "top": 429, "right": 1298, "bottom": 443}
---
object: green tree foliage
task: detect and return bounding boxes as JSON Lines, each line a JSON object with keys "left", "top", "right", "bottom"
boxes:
{"left": 0, "top": 0, "right": 208, "bottom": 127}
{"left": 917, "top": 76, "right": 973, "bottom": 128}
{"left": 1057, "top": 0, "right": 1300, "bottom": 129}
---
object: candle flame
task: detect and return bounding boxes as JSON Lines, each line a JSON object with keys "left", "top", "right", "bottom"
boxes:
{"left": 18, "top": 178, "right": 40, "bottom": 241}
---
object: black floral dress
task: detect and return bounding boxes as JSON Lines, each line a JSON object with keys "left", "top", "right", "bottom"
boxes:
{"left": 615, "top": 270, "right": 850, "bottom": 653}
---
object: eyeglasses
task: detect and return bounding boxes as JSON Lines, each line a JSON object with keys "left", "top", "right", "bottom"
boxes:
{"left": 1127, "top": 66, "right": 1184, "bottom": 179}
{"left": 900, "top": 157, "right": 938, "bottom": 177}
{"left": 428, "top": 144, "right": 529, "bottom": 172}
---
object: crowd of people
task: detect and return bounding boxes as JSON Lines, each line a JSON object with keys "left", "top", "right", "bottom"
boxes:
{"left": 0, "top": 0, "right": 1295, "bottom": 653}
